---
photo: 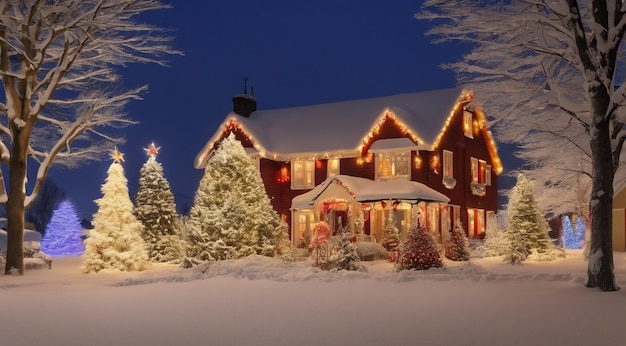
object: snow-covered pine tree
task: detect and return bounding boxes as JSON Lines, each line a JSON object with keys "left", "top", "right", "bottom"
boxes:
{"left": 274, "top": 220, "right": 296, "bottom": 261}
{"left": 134, "top": 144, "right": 184, "bottom": 263}
{"left": 396, "top": 222, "right": 443, "bottom": 271}
{"left": 185, "top": 133, "right": 282, "bottom": 261}
{"left": 483, "top": 213, "right": 509, "bottom": 257}
{"left": 380, "top": 212, "right": 401, "bottom": 252}
{"left": 503, "top": 174, "right": 563, "bottom": 264}
{"left": 445, "top": 222, "right": 470, "bottom": 261}
{"left": 40, "top": 199, "right": 84, "bottom": 256}
{"left": 323, "top": 230, "right": 362, "bottom": 271}
{"left": 81, "top": 149, "right": 149, "bottom": 273}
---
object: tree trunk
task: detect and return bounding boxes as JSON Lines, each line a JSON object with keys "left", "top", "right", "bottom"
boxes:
{"left": 4, "top": 131, "right": 29, "bottom": 275}
{"left": 586, "top": 98, "right": 619, "bottom": 291}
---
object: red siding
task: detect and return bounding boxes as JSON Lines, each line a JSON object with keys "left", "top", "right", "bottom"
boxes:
{"left": 211, "top": 104, "right": 500, "bottom": 240}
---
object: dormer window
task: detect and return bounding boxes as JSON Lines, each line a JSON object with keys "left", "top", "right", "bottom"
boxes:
{"left": 292, "top": 160, "right": 315, "bottom": 189}
{"left": 463, "top": 111, "right": 474, "bottom": 138}
{"left": 370, "top": 138, "right": 419, "bottom": 181}
{"left": 376, "top": 152, "right": 410, "bottom": 180}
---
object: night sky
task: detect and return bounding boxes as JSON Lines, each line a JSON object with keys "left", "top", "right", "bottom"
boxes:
{"left": 43, "top": 1, "right": 513, "bottom": 220}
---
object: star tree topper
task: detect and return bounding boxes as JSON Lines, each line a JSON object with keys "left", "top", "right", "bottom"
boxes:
{"left": 111, "top": 147, "right": 125, "bottom": 163}
{"left": 144, "top": 142, "right": 160, "bottom": 158}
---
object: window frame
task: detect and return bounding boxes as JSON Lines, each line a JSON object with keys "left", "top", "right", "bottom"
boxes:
{"left": 375, "top": 151, "right": 411, "bottom": 181}
{"left": 291, "top": 159, "right": 315, "bottom": 189}
{"left": 327, "top": 158, "right": 340, "bottom": 178}
{"left": 463, "top": 110, "right": 474, "bottom": 138}
{"left": 443, "top": 149, "right": 453, "bottom": 179}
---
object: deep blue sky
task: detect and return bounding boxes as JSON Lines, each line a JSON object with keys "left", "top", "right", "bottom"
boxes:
{"left": 45, "top": 1, "right": 514, "bottom": 219}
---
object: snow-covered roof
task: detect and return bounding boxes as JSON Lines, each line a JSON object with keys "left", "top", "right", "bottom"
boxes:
{"left": 195, "top": 88, "right": 471, "bottom": 168}
{"left": 291, "top": 175, "right": 450, "bottom": 209}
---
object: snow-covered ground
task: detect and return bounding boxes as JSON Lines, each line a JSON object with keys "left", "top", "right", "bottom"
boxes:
{"left": 1, "top": 251, "right": 625, "bottom": 346}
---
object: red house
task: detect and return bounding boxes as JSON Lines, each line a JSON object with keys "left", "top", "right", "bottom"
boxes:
{"left": 195, "top": 88, "right": 503, "bottom": 249}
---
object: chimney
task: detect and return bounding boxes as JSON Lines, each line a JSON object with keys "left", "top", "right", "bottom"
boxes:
{"left": 232, "top": 77, "right": 257, "bottom": 117}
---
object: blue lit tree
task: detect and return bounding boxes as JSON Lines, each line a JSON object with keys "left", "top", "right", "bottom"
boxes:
{"left": 574, "top": 215, "right": 586, "bottom": 249}
{"left": 563, "top": 215, "right": 577, "bottom": 249}
{"left": 41, "top": 199, "right": 84, "bottom": 256}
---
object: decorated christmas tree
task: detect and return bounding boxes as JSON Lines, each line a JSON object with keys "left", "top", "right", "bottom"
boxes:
{"left": 324, "top": 230, "right": 362, "bottom": 271}
{"left": 134, "top": 143, "right": 184, "bottom": 263}
{"left": 40, "top": 199, "right": 84, "bottom": 256}
{"left": 81, "top": 149, "right": 149, "bottom": 273}
{"left": 445, "top": 222, "right": 470, "bottom": 261}
{"left": 396, "top": 222, "right": 443, "bottom": 271}
{"left": 562, "top": 215, "right": 578, "bottom": 249}
{"left": 483, "top": 213, "right": 509, "bottom": 257}
{"left": 574, "top": 215, "right": 586, "bottom": 249}
{"left": 185, "top": 133, "right": 286, "bottom": 261}
{"left": 503, "top": 174, "right": 563, "bottom": 264}
{"left": 380, "top": 212, "right": 401, "bottom": 252}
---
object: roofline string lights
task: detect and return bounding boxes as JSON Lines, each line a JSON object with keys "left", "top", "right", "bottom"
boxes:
{"left": 430, "top": 91, "right": 503, "bottom": 176}
{"left": 473, "top": 107, "right": 503, "bottom": 175}
{"left": 358, "top": 110, "right": 423, "bottom": 157}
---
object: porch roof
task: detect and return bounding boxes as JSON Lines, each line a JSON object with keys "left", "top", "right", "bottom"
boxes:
{"left": 291, "top": 175, "right": 450, "bottom": 210}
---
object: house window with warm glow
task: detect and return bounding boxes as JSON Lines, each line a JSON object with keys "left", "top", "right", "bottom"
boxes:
{"left": 375, "top": 152, "right": 410, "bottom": 180}
{"left": 450, "top": 205, "right": 461, "bottom": 228}
{"left": 464, "top": 111, "right": 474, "bottom": 138}
{"left": 327, "top": 158, "right": 340, "bottom": 178}
{"left": 427, "top": 203, "right": 441, "bottom": 245}
{"left": 470, "top": 158, "right": 488, "bottom": 183}
{"left": 471, "top": 157, "right": 479, "bottom": 183}
{"left": 467, "top": 208, "right": 485, "bottom": 237}
{"left": 291, "top": 160, "right": 315, "bottom": 189}
{"left": 293, "top": 210, "right": 314, "bottom": 247}
{"left": 443, "top": 150, "right": 453, "bottom": 179}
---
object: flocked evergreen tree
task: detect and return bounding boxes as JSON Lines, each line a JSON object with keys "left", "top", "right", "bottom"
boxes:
{"left": 81, "top": 149, "right": 149, "bottom": 273}
{"left": 134, "top": 143, "right": 184, "bottom": 263}
{"left": 40, "top": 199, "right": 84, "bottom": 256}
{"left": 483, "top": 213, "right": 509, "bottom": 257}
{"left": 503, "top": 174, "right": 563, "bottom": 264}
{"left": 380, "top": 212, "right": 401, "bottom": 252}
{"left": 185, "top": 133, "right": 286, "bottom": 261}
{"left": 396, "top": 222, "right": 443, "bottom": 271}
{"left": 323, "top": 230, "right": 362, "bottom": 271}
{"left": 445, "top": 222, "right": 470, "bottom": 261}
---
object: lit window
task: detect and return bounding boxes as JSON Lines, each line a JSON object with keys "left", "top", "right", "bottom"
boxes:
{"left": 327, "top": 159, "right": 340, "bottom": 177}
{"left": 470, "top": 158, "right": 488, "bottom": 184}
{"left": 467, "top": 208, "right": 485, "bottom": 237}
{"left": 471, "top": 157, "right": 479, "bottom": 183}
{"left": 376, "top": 152, "right": 410, "bottom": 180}
{"left": 291, "top": 160, "right": 315, "bottom": 189}
{"left": 463, "top": 111, "right": 474, "bottom": 138}
{"left": 293, "top": 210, "right": 314, "bottom": 247}
{"left": 443, "top": 150, "right": 453, "bottom": 179}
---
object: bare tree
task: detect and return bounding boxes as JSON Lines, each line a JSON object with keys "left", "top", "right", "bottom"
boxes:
{"left": 0, "top": 1, "right": 180, "bottom": 274}
{"left": 25, "top": 177, "right": 66, "bottom": 237}
{"left": 419, "top": 0, "right": 625, "bottom": 291}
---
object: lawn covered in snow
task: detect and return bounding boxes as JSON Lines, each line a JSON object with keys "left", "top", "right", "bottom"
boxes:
{"left": 1, "top": 250, "right": 625, "bottom": 346}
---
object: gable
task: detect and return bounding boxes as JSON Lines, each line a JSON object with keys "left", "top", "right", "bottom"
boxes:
{"left": 195, "top": 88, "right": 503, "bottom": 174}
